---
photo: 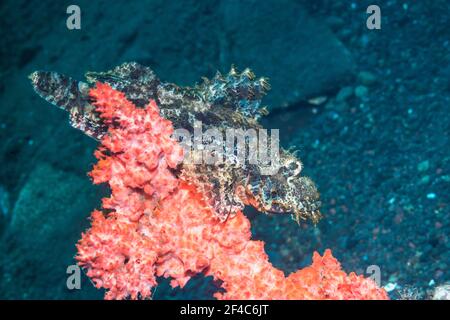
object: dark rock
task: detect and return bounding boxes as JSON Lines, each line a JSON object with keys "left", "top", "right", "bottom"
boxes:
{"left": 1, "top": 0, "right": 354, "bottom": 110}
{"left": 218, "top": 0, "right": 355, "bottom": 108}
{"left": 0, "top": 163, "right": 102, "bottom": 299}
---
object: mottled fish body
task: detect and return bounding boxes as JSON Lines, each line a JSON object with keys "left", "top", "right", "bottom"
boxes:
{"left": 30, "top": 62, "right": 321, "bottom": 223}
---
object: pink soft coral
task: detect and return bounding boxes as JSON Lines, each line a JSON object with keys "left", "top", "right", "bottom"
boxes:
{"left": 76, "top": 82, "right": 388, "bottom": 300}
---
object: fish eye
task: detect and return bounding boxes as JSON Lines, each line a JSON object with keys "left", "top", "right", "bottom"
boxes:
{"left": 286, "top": 160, "right": 302, "bottom": 175}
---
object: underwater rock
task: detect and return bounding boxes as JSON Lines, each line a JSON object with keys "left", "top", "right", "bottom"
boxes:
{"left": 219, "top": 0, "right": 355, "bottom": 108}
{"left": 0, "top": 163, "right": 101, "bottom": 299}
{"left": 114, "top": 0, "right": 356, "bottom": 108}
{"left": 2, "top": 0, "right": 353, "bottom": 111}
{"left": 354, "top": 85, "right": 369, "bottom": 98}
{"left": 336, "top": 86, "right": 354, "bottom": 102}
{"left": 358, "top": 71, "right": 377, "bottom": 86}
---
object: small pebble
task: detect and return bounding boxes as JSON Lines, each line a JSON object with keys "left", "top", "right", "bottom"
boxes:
{"left": 427, "top": 193, "right": 437, "bottom": 199}
{"left": 419, "top": 175, "right": 430, "bottom": 184}
{"left": 384, "top": 283, "right": 397, "bottom": 292}
{"left": 336, "top": 86, "right": 353, "bottom": 102}
{"left": 417, "top": 160, "right": 429, "bottom": 172}
{"left": 354, "top": 85, "right": 369, "bottom": 98}
{"left": 358, "top": 71, "right": 377, "bottom": 86}
{"left": 308, "top": 96, "right": 327, "bottom": 105}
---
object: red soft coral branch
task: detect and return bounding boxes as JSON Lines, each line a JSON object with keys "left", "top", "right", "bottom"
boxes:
{"left": 76, "top": 82, "right": 388, "bottom": 300}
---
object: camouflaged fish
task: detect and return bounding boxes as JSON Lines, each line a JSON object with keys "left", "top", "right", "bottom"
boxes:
{"left": 29, "top": 62, "right": 321, "bottom": 223}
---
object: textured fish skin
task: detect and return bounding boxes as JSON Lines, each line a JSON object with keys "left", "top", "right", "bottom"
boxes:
{"left": 29, "top": 71, "right": 107, "bottom": 139}
{"left": 30, "top": 62, "right": 321, "bottom": 223}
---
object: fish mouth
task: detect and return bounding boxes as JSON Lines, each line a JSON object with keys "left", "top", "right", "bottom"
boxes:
{"left": 292, "top": 200, "right": 322, "bottom": 224}
{"left": 269, "top": 199, "right": 322, "bottom": 224}
{"left": 239, "top": 183, "right": 322, "bottom": 224}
